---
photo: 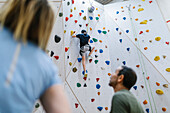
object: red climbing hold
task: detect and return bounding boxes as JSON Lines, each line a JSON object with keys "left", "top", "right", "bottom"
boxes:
{"left": 139, "top": 31, "right": 143, "bottom": 34}
{"left": 65, "top": 17, "right": 69, "bottom": 21}
{"left": 91, "top": 98, "right": 95, "bottom": 102}
{"left": 96, "top": 78, "right": 100, "bottom": 82}
{"left": 89, "top": 59, "right": 92, "bottom": 63}
{"left": 149, "top": 1, "right": 153, "bottom": 3}
{"left": 79, "top": 12, "right": 82, "bottom": 16}
{"left": 83, "top": 77, "right": 87, "bottom": 81}
{"left": 54, "top": 56, "right": 59, "bottom": 60}
{"left": 75, "top": 103, "right": 78, "bottom": 108}
{"left": 75, "top": 20, "right": 78, "bottom": 23}
{"left": 72, "top": 0, "right": 74, "bottom": 4}
{"left": 65, "top": 47, "right": 69, "bottom": 52}
{"left": 146, "top": 76, "right": 150, "bottom": 80}
{"left": 70, "top": 14, "right": 73, "bottom": 17}
{"left": 86, "top": 24, "right": 88, "bottom": 27}
{"left": 165, "top": 42, "right": 169, "bottom": 45}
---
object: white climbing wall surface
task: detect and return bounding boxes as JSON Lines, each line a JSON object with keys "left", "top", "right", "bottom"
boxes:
{"left": 0, "top": 0, "right": 170, "bottom": 113}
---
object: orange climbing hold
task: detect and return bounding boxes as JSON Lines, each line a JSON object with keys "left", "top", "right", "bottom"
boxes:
{"left": 135, "top": 38, "right": 137, "bottom": 41}
{"left": 105, "top": 107, "right": 108, "bottom": 110}
{"left": 96, "top": 8, "right": 98, "bottom": 10}
{"left": 95, "top": 50, "right": 97, "bottom": 52}
{"left": 144, "top": 47, "right": 148, "bottom": 50}
{"left": 135, "top": 18, "right": 138, "bottom": 21}
{"left": 98, "top": 14, "right": 100, "bottom": 17}
{"left": 121, "top": 7, "right": 123, "bottom": 9}
{"left": 90, "top": 27, "right": 92, "bottom": 31}
{"left": 99, "top": 40, "right": 102, "bottom": 43}
{"left": 136, "top": 65, "right": 140, "bottom": 68}
{"left": 98, "top": 92, "right": 100, "bottom": 95}
{"left": 156, "top": 82, "right": 160, "bottom": 86}
{"left": 108, "top": 73, "right": 111, "bottom": 76}
{"left": 133, "top": 6, "right": 135, "bottom": 9}
{"left": 146, "top": 30, "right": 149, "bottom": 32}
{"left": 162, "top": 107, "right": 166, "bottom": 112}
{"left": 143, "top": 100, "right": 148, "bottom": 105}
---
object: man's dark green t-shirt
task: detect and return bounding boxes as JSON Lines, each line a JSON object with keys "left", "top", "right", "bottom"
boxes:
{"left": 110, "top": 89, "right": 144, "bottom": 113}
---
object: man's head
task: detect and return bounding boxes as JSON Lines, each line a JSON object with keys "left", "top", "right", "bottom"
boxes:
{"left": 81, "top": 30, "right": 87, "bottom": 34}
{"left": 109, "top": 66, "right": 137, "bottom": 90}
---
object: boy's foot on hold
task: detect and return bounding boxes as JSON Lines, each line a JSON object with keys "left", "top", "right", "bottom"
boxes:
{"left": 88, "top": 55, "right": 93, "bottom": 60}
{"left": 84, "top": 72, "right": 88, "bottom": 77}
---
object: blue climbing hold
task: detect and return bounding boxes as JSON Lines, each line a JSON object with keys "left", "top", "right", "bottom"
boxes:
{"left": 89, "top": 16, "right": 93, "bottom": 20}
{"left": 99, "top": 49, "right": 103, "bottom": 53}
{"left": 126, "top": 30, "right": 129, "bottom": 33}
{"left": 77, "top": 58, "right": 82, "bottom": 62}
{"left": 90, "top": 40, "right": 93, "bottom": 43}
{"left": 105, "top": 61, "right": 110, "bottom": 65}
{"left": 81, "top": 10, "right": 84, "bottom": 13}
{"left": 98, "top": 30, "right": 102, "bottom": 34}
{"left": 116, "top": 11, "right": 119, "bottom": 14}
{"left": 116, "top": 28, "right": 119, "bottom": 31}
{"left": 133, "top": 86, "right": 137, "bottom": 90}
{"left": 82, "top": 70, "right": 88, "bottom": 75}
{"left": 127, "top": 48, "right": 130, "bottom": 51}
{"left": 146, "top": 108, "right": 149, "bottom": 113}
{"left": 97, "top": 106, "right": 103, "bottom": 111}
{"left": 119, "top": 39, "right": 122, "bottom": 43}
{"left": 123, "top": 17, "right": 126, "bottom": 20}
{"left": 122, "top": 61, "right": 126, "bottom": 65}
{"left": 96, "top": 84, "right": 101, "bottom": 89}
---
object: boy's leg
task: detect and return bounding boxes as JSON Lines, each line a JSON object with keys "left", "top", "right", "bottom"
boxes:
{"left": 82, "top": 55, "right": 86, "bottom": 74}
{"left": 89, "top": 47, "right": 95, "bottom": 56}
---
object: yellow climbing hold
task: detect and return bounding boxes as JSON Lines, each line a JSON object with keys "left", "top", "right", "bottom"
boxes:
{"left": 138, "top": 8, "right": 144, "bottom": 12}
{"left": 96, "top": 8, "right": 98, "bottom": 10}
{"left": 71, "top": 31, "right": 74, "bottom": 36}
{"left": 155, "top": 37, "right": 161, "bottom": 41}
{"left": 154, "top": 56, "right": 160, "bottom": 61}
{"left": 74, "top": 7, "right": 76, "bottom": 10}
{"left": 140, "top": 20, "right": 148, "bottom": 24}
{"left": 166, "top": 68, "right": 170, "bottom": 72}
{"left": 69, "top": 62, "right": 72, "bottom": 66}
{"left": 64, "top": 30, "right": 66, "bottom": 33}
{"left": 70, "top": 9, "right": 73, "bottom": 12}
{"left": 142, "top": 0, "right": 145, "bottom": 1}
{"left": 156, "top": 89, "right": 164, "bottom": 95}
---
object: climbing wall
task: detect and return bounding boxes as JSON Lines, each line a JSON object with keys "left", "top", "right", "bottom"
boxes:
{"left": 105, "top": 0, "right": 170, "bottom": 113}
{"left": 62, "top": 0, "right": 113, "bottom": 112}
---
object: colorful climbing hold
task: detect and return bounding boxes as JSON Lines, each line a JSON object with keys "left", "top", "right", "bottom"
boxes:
{"left": 72, "top": 0, "right": 74, "bottom": 4}
{"left": 96, "top": 78, "right": 100, "bottom": 82}
{"left": 166, "top": 68, "right": 170, "bottom": 72}
{"left": 108, "top": 73, "right": 111, "bottom": 76}
{"left": 105, "top": 61, "right": 110, "bottom": 65}
{"left": 133, "top": 86, "right": 137, "bottom": 90}
{"left": 98, "top": 30, "right": 102, "bottom": 34}
{"left": 90, "top": 40, "right": 93, "bottom": 43}
{"left": 140, "top": 20, "right": 148, "bottom": 24}
{"left": 99, "top": 49, "right": 103, "bottom": 53}
{"left": 122, "top": 61, "right": 126, "bottom": 65}
{"left": 127, "top": 48, "right": 130, "bottom": 51}
{"left": 97, "top": 92, "right": 100, "bottom": 95}
{"left": 116, "top": 28, "right": 119, "bottom": 31}
{"left": 77, "top": 83, "right": 81, "bottom": 87}
{"left": 97, "top": 106, "right": 103, "bottom": 111}
{"left": 146, "top": 30, "right": 149, "bottom": 32}
{"left": 105, "top": 107, "right": 108, "bottom": 111}
{"left": 84, "top": 83, "right": 87, "bottom": 87}
{"left": 74, "top": 20, "right": 78, "bottom": 23}
{"left": 163, "top": 84, "right": 168, "bottom": 88}
{"left": 89, "top": 59, "right": 92, "bottom": 63}
{"left": 141, "top": 85, "right": 144, "bottom": 88}
{"left": 54, "top": 56, "right": 59, "bottom": 60}
{"left": 154, "top": 56, "right": 160, "bottom": 61}
{"left": 72, "top": 67, "right": 77, "bottom": 73}
{"left": 102, "top": 31, "right": 107, "bottom": 34}
{"left": 138, "top": 8, "right": 144, "bottom": 12}
{"left": 89, "top": 16, "right": 93, "bottom": 20}
{"left": 94, "top": 60, "right": 99, "bottom": 64}
{"left": 156, "top": 82, "right": 160, "bottom": 86}
{"left": 155, "top": 37, "right": 161, "bottom": 41}
{"left": 119, "top": 39, "right": 122, "bottom": 43}
{"left": 81, "top": 10, "right": 84, "bottom": 13}
{"left": 96, "top": 17, "right": 99, "bottom": 20}
{"left": 123, "top": 17, "right": 126, "bottom": 20}
{"left": 71, "top": 31, "right": 74, "bottom": 36}
{"left": 65, "top": 47, "right": 69, "bottom": 52}
{"left": 116, "top": 11, "right": 119, "bottom": 14}
{"left": 143, "top": 100, "right": 148, "bottom": 105}
{"left": 54, "top": 35, "right": 61, "bottom": 43}
{"left": 67, "top": 1, "right": 70, "bottom": 6}
{"left": 59, "top": 12, "right": 63, "bottom": 17}
{"left": 146, "top": 76, "right": 150, "bottom": 80}
{"left": 96, "top": 84, "right": 101, "bottom": 89}
{"left": 83, "top": 16, "right": 86, "bottom": 20}
{"left": 146, "top": 108, "right": 149, "bottom": 113}
{"left": 91, "top": 98, "right": 95, "bottom": 102}
{"left": 92, "top": 38, "right": 98, "bottom": 42}
{"left": 77, "top": 58, "right": 82, "bottom": 62}
{"left": 162, "top": 107, "right": 166, "bottom": 112}
{"left": 126, "top": 30, "right": 129, "bottom": 33}
{"left": 69, "top": 62, "right": 72, "bottom": 66}
{"left": 139, "top": 31, "right": 143, "bottom": 34}
{"left": 75, "top": 103, "right": 78, "bottom": 108}
{"left": 144, "top": 47, "right": 148, "bottom": 50}
{"left": 35, "top": 103, "right": 40, "bottom": 108}
{"left": 79, "top": 12, "right": 82, "bottom": 16}
{"left": 65, "top": 17, "right": 69, "bottom": 21}
{"left": 156, "top": 89, "right": 164, "bottom": 95}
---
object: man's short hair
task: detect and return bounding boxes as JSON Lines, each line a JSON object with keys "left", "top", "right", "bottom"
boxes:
{"left": 118, "top": 66, "right": 137, "bottom": 89}
{"left": 81, "top": 30, "right": 87, "bottom": 34}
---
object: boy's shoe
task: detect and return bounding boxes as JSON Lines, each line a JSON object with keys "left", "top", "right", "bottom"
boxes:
{"left": 88, "top": 55, "right": 93, "bottom": 60}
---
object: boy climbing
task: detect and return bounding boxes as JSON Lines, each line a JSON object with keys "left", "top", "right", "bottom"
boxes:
{"left": 72, "top": 30, "right": 95, "bottom": 77}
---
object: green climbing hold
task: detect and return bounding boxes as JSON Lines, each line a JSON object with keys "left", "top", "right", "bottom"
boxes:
{"left": 102, "top": 31, "right": 107, "bottom": 34}
{"left": 96, "top": 17, "right": 99, "bottom": 20}
{"left": 35, "top": 103, "right": 40, "bottom": 108}
{"left": 94, "top": 60, "right": 99, "bottom": 64}
{"left": 92, "top": 38, "right": 98, "bottom": 42}
{"left": 59, "top": 12, "right": 63, "bottom": 17}
{"left": 77, "top": 83, "right": 81, "bottom": 87}
{"left": 83, "top": 16, "right": 87, "bottom": 20}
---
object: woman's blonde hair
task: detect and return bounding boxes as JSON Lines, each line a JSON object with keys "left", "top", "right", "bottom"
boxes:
{"left": 0, "top": 0, "right": 55, "bottom": 51}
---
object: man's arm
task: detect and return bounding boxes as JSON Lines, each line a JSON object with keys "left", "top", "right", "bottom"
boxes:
{"left": 40, "top": 85, "right": 72, "bottom": 113}
{"left": 72, "top": 31, "right": 77, "bottom": 38}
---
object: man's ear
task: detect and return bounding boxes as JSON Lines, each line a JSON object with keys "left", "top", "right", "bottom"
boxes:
{"left": 118, "top": 75, "right": 124, "bottom": 83}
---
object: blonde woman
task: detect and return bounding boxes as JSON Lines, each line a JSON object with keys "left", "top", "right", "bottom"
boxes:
{"left": 0, "top": 0, "right": 71, "bottom": 113}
